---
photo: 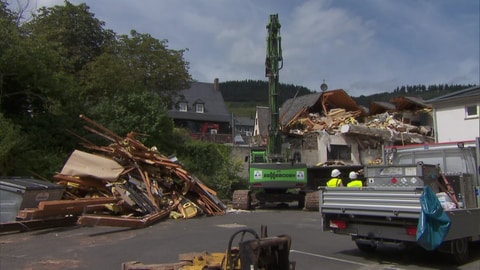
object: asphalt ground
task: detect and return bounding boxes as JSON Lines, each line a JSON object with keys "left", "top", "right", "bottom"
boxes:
{"left": 1, "top": 206, "right": 480, "bottom": 270}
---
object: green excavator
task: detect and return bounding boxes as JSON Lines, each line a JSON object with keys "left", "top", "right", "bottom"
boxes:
{"left": 233, "top": 14, "right": 308, "bottom": 210}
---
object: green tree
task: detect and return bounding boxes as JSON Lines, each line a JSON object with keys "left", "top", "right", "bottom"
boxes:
{"left": 81, "top": 30, "right": 190, "bottom": 103}
{"left": 0, "top": 113, "right": 26, "bottom": 175}
{"left": 26, "top": 0, "right": 115, "bottom": 74}
{"left": 0, "top": 1, "right": 108, "bottom": 176}
{"left": 177, "top": 140, "right": 243, "bottom": 199}
{"left": 81, "top": 30, "right": 191, "bottom": 152}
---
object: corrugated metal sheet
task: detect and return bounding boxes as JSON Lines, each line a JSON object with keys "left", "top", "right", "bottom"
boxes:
{"left": 320, "top": 187, "right": 422, "bottom": 219}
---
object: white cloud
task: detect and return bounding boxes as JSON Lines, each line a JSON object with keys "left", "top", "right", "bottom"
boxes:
{"left": 12, "top": 0, "right": 480, "bottom": 96}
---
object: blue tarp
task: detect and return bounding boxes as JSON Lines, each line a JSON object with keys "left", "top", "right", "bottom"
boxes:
{"left": 416, "top": 186, "right": 451, "bottom": 250}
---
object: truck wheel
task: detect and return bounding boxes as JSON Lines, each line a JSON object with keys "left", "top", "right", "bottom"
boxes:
{"left": 298, "top": 192, "right": 305, "bottom": 209}
{"left": 451, "top": 238, "right": 469, "bottom": 264}
{"left": 355, "top": 241, "right": 377, "bottom": 252}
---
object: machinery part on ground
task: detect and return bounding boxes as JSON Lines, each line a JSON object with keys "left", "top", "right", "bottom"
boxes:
{"left": 232, "top": 190, "right": 252, "bottom": 210}
{"left": 121, "top": 225, "right": 295, "bottom": 270}
{"left": 225, "top": 228, "right": 260, "bottom": 269}
{"left": 225, "top": 225, "right": 294, "bottom": 270}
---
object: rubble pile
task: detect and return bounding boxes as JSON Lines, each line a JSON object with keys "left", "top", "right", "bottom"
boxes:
{"left": 285, "top": 108, "right": 362, "bottom": 135}
{"left": 365, "top": 112, "right": 432, "bottom": 136}
{"left": 16, "top": 114, "right": 226, "bottom": 229}
{"left": 284, "top": 108, "right": 433, "bottom": 144}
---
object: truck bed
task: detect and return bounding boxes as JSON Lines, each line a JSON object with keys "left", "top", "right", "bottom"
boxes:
{"left": 320, "top": 187, "right": 480, "bottom": 242}
{"left": 320, "top": 186, "right": 423, "bottom": 219}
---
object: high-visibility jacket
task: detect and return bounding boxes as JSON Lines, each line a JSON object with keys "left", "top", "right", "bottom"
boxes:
{"left": 326, "top": 178, "right": 342, "bottom": 187}
{"left": 347, "top": 180, "right": 363, "bottom": 187}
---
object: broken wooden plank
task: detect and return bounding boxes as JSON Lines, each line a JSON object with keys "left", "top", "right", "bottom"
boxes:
{"left": 77, "top": 210, "right": 169, "bottom": 228}
{"left": 0, "top": 216, "right": 78, "bottom": 234}
{"left": 121, "top": 261, "right": 190, "bottom": 270}
{"left": 17, "top": 197, "right": 118, "bottom": 220}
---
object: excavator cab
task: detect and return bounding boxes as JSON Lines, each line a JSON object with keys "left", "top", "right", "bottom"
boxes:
{"left": 251, "top": 150, "right": 267, "bottom": 163}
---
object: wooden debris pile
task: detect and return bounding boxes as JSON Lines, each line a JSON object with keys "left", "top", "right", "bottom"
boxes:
{"left": 285, "top": 108, "right": 432, "bottom": 143}
{"left": 17, "top": 115, "right": 226, "bottom": 229}
{"left": 284, "top": 108, "right": 362, "bottom": 135}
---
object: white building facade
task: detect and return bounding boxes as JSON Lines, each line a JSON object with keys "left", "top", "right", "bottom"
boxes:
{"left": 428, "top": 86, "right": 480, "bottom": 142}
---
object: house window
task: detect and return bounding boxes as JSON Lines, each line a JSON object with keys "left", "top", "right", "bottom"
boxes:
{"left": 327, "top": 145, "right": 351, "bottom": 161}
{"left": 465, "top": 105, "right": 479, "bottom": 119}
{"left": 178, "top": 102, "right": 187, "bottom": 112}
{"left": 195, "top": 103, "right": 204, "bottom": 113}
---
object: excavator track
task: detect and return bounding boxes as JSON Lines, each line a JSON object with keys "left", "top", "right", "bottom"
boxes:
{"left": 304, "top": 191, "right": 319, "bottom": 211}
{"left": 232, "top": 190, "right": 252, "bottom": 210}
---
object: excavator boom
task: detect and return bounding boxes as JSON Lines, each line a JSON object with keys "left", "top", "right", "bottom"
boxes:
{"left": 265, "top": 14, "right": 283, "bottom": 161}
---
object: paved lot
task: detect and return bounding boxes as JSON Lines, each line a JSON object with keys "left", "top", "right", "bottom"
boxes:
{"left": 1, "top": 207, "right": 479, "bottom": 269}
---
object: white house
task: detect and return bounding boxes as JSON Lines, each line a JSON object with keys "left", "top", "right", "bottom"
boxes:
{"left": 427, "top": 86, "right": 480, "bottom": 142}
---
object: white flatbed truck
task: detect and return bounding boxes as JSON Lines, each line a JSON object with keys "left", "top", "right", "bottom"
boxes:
{"left": 320, "top": 138, "right": 480, "bottom": 264}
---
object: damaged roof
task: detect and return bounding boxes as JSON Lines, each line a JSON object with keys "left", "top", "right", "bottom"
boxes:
{"left": 390, "top": 96, "right": 430, "bottom": 111}
{"left": 369, "top": 101, "right": 396, "bottom": 115}
{"left": 279, "top": 89, "right": 366, "bottom": 126}
{"left": 279, "top": 92, "right": 321, "bottom": 126}
{"left": 369, "top": 96, "right": 431, "bottom": 115}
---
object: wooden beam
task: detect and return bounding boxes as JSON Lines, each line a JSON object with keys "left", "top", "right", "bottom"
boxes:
{"left": 17, "top": 197, "right": 118, "bottom": 220}
{"left": 0, "top": 216, "right": 78, "bottom": 233}
{"left": 77, "top": 210, "right": 169, "bottom": 228}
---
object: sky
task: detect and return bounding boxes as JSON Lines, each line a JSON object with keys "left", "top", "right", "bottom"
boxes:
{"left": 12, "top": 0, "right": 480, "bottom": 96}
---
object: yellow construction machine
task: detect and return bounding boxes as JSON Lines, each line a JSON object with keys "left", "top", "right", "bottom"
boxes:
{"left": 122, "top": 225, "right": 295, "bottom": 270}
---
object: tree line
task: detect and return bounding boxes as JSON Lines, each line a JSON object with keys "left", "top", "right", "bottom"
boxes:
{"left": 220, "top": 80, "right": 476, "bottom": 108}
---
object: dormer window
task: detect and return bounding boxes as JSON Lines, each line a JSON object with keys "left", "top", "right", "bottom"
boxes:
{"left": 192, "top": 99, "right": 205, "bottom": 113}
{"left": 195, "top": 103, "right": 204, "bottom": 113}
{"left": 179, "top": 102, "right": 188, "bottom": 112}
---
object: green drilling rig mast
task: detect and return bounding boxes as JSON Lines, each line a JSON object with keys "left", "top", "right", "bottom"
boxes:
{"left": 232, "top": 14, "right": 308, "bottom": 210}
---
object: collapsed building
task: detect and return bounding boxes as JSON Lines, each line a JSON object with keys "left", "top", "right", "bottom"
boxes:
{"left": 273, "top": 89, "right": 435, "bottom": 167}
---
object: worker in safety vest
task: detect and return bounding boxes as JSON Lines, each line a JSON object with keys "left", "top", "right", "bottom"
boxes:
{"left": 326, "top": 169, "right": 343, "bottom": 187}
{"left": 347, "top": 171, "right": 363, "bottom": 187}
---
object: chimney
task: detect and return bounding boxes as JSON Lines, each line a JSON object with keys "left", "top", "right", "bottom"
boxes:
{"left": 214, "top": 78, "right": 219, "bottom": 91}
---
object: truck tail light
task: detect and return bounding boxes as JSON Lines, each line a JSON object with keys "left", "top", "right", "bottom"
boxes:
{"left": 405, "top": 225, "right": 417, "bottom": 236}
{"left": 391, "top": 177, "right": 398, "bottom": 184}
{"left": 295, "top": 183, "right": 304, "bottom": 187}
{"left": 329, "top": 220, "right": 347, "bottom": 229}
{"left": 253, "top": 183, "right": 262, "bottom": 187}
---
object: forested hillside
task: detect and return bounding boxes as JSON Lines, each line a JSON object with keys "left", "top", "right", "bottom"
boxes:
{"left": 220, "top": 80, "right": 314, "bottom": 105}
{"left": 220, "top": 80, "right": 477, "bottom": 115}
{"left": 353, "top": 84, "right": 477, "bottom": 107}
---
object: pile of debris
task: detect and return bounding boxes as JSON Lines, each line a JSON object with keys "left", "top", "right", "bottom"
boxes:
{"left": 284, "top": 108, "right": 434, "bottom": 144}
{"left": 284, "top": 108, "right": 362, "bottom": 135}
{"left": 16, "top": 115, "right": 226, "bottom": 229}
{"left": 364, "top": 111, "right": 432, "bottom": 135}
